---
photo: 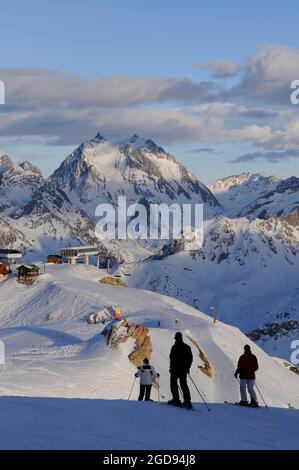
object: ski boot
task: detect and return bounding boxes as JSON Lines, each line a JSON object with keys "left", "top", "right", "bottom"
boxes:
{"left": 168, "top": 399, "right": 182, "bottom": 407}
{"left": 182, "top": 401, "right": 193, "bottom": 410}
{"left": 248, "top": 398, "right": 259, "bottom": 408}
{"left": 238, "top": 400, "right": 249, "bottom": 406}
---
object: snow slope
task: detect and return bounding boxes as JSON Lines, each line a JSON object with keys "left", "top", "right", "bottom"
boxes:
{"left": 0, "top": 264, "right": 298, "bottom": 449}
{"left": 0, "top": 397, "right": 298, "bottom": 450}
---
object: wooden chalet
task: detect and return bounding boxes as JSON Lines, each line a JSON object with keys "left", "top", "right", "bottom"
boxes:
{"left": 16, "top": 264, "right": 40, "bottom": 285}
{"left": 47, "top": 255, "right": 63, "bottom": 264}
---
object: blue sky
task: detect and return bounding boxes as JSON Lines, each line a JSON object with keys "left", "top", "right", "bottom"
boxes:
{"left": 1, "top": 0, "right": 299, "bottom": 182}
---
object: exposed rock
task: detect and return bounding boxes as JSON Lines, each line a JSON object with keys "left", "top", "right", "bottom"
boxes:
{"left": 283, "top": 361, "right": 299, "bottom": 376}
{"left": 290, "top": 366, "right": 299, "bottom": 375}
{"left": 128, "top": 324, "right": 153, "bottom": 367}
{"left": 100, "top": 277, "right": 127, "bottom": 288}
{"left": 248, "top": 320, "right": 299, "bottom": 341}
{"left": 88, "top": 312, "right": 105, "bottom": 324}
{"left": 103, "top": 319, "right": 152, "bottom": 367}
{"left": 187, "top": 335, "right": 212, "bottom": 378}
{"left": 148, "top": 238, "right": 185, "bottom": 261}
{"left": 284, "top": 208, "right": 299, "bottom": 227}
{"left": 18, "top": 160, "right": 43, "bottom": 176}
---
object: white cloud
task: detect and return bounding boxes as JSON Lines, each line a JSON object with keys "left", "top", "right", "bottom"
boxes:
{"left": 195, "top": 59, "right": 237, "bottom": 78}
{"left": 232, "top": 44, "right": 299, "bottom": 103}
{"left": 0, "top": 68, "right": 218, "bottom": 108}
{"left": 1, "top": 45, "right": 299, "bottom": 156}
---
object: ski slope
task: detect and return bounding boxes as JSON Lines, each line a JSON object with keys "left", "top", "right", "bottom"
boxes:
{"left": 0, "top": 264, "right": 298, "bottom": 449}
{"left": 0, "top": 397, "right": 298, "bottom": 450}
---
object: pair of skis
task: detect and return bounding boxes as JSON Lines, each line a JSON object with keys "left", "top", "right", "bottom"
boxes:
{"left": 154, "top": 401, "right": 200, "bottom": 412}
{"left": 224, "top": 400, "right": 260, "bottom": 408}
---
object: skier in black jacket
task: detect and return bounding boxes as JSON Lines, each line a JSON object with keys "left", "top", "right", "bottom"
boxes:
{"left": 168, "top": 332, "right": 193, "bottom": 409}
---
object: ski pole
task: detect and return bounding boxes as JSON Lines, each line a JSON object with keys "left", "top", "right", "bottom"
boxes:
{"left": 178, "top": 384, "right": 184, "bottom": 402}
{"left": 157, "top": 377, "right": 161, "bottom": 402}
{"left": 128, "top": 377, "right": 136, "bottom": 400}
{"left": 255, "top": 382, "right": 269, "bottom": 410}
{"left": 188, "top": 373, "right": 211, "bottom": 411}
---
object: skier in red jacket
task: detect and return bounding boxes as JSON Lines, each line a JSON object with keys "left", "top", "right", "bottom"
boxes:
{"left": 235, "top": 345, "right": 259, "bottom": 407}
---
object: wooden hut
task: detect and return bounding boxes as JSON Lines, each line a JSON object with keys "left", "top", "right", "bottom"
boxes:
{"left": 47, "top": 255, "right": 63, "bottom": 264}
{"left": 16, "top": 264, "right": 40, "bottom": 285}
{"left": 0, "top": 264, "right": 9, "bottom": 278}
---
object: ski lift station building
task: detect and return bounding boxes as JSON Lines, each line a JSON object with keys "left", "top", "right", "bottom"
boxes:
{"left": 59, "top": 246, "right": 102, "bottom": 266}
{"left": 0, "top": 249, "right": 23, "bottom": 265}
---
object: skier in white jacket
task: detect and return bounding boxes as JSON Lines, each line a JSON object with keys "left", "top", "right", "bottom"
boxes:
{"left": 135, "top": 358, "right": 159, "bottom": 401}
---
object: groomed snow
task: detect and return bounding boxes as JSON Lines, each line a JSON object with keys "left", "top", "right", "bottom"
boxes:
{"left": 0, "top": 397, "right": 298, "bottom": 450}
{"left": 0, "top": 264, "right": 298, "bottom": 450}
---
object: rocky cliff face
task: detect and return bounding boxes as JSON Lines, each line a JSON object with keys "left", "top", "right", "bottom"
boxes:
{"left": 104, "top": 319, "right": 152, "bottom": 367}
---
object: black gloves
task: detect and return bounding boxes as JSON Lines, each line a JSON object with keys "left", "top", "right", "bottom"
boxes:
{"left": 234, "top": 370, "right": 239, "bottom": 379}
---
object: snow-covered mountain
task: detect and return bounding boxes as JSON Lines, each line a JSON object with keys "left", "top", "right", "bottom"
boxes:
{"left": 209, "top": 172, "right": 299, "bottom": 221}
{"left": 0, "top": 264, "right": 298, "bottom": 449}
{"left": 0, "top": 154, "right": 112, "bottom": 260}
{"left": 240, "top": 176, "right": 299, "bottom": 220}
{"left": 130, "top": 214, "right": 299, "bottom": 359}
{"left": 209, "top": 172, "right": 277, "bottom": 217}
{"left": 0, "top": 135, "right": 222, "bottom": 260}
{"left": 50, "top": 133, "right": 221, "bottom": 219}
{"left": 0, "top": 154, "right": 44, "bottom": 216}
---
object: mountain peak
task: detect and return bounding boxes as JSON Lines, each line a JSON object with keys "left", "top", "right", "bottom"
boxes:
{"left": 119, "top": 135, "right": 166, "bottom": 155}
{"left": 91, "top": 133, "right": 106, "bottom": 144}
{"left": 0, "top": 154, "right": 14, "bottom": 175}
{"left": 50, "top": 133, "right": 221, "bottom": 218}
{"left": 18, "top": 160, "right": 43, "bottom": 176}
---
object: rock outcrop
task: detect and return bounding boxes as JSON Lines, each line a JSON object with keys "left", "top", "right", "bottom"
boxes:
{"left": 100, "top": 277, "right": 128, "bottom": 288}
{"left": 103, "top": 319, "right": 152, "bottom": 367}
{"left": 187, "top": 335, "right": 212, "bottom": 378}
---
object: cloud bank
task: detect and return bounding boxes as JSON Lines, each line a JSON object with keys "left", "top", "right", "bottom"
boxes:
{"left": 1, "top": 44, "right": 299, "bottom": 163}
